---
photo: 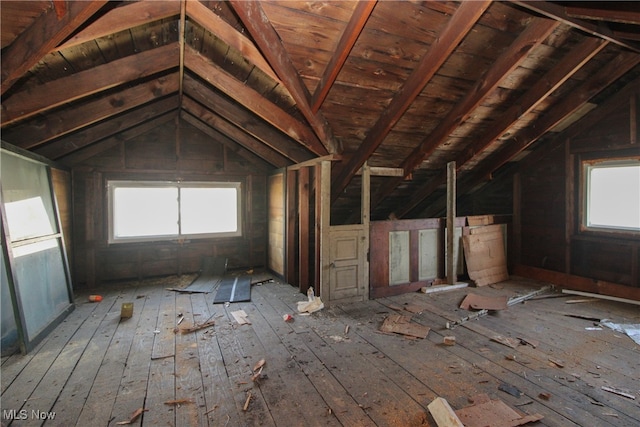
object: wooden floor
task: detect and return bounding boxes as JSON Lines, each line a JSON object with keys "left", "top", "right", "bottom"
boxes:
{"left": 2, "top": 273, "right": 639, "bottom": 427}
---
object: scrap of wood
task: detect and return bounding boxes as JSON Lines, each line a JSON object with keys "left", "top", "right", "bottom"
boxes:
{"left": 179, "top": 320, "right": 215, "bottom": 334}
{"left": 166, "top": 287, "right": 209, "bottom": 294}
{"left": 427, "top": 397, "right": 464, "bottom": 427}
{"left": 456, "top": 397, "right": 542, "bottom": 427}
{"left": 253, "top": 358, "right": 266, "bottom": 372}
{"left": 498, "top": 382, "right": 523, "bottom": 398}
{"left": 548, "top": 358, "right": 565, "bottom": 368}
{"left": 380, "top": 314, "right": 430, "bottom": 339}
{"left": 403, "top": 302, "right": 429, "bottom": 313}
{"left": 231, "top": 310, "right": 251, "bottom": 325}
{"left": 565, "top": 298, "right": 599, "bottom": 304}
{"left": 491, "top": 335, "right": 519, "bottom": 349}
{"left": 561, "top": 289, "right": 640, "bottom": 306}
{"left": 601, "top": 386, "right": 636, "bottom": 399}
{"left": 460, "top": 293, "right": 508, "bottom": 311}
{"left": 251, "top": 366, "right": 263, "bottom": 382}
{"left": 116, "top": 408, "right": 148, "bottom": 425}
{"left": 517, "top": 337, "right": 539, "bottom": 348}
{"left": 421, "top": 283, "right": 469, "bottom": 294}
{"left": 462, "top": 225, "right": 508, "bottom": 287}
{"left": 243, "top": 391, "right": 252, "bottom": 411}
{"left": 164, "top": 398, "right": 194, "bottom": 405}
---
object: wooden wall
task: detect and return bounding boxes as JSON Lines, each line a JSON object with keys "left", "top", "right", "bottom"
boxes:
{"left": 70, "top": 119, "right": 270, "bottom": 288}
{"left": 517, "top": 89, "right": 639, "bottom": 287}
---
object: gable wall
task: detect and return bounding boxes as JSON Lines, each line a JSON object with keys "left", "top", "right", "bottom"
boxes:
{"left": 70, "top": 119, "right": 269, "bottom": 288}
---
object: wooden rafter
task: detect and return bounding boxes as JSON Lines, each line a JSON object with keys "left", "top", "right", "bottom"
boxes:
{"left": 388, "top": 36, "right": 608, "bottom": 217}
{"left": 374, "top": 17, "right": 559, "bottom": 211}
{"left": 182, "top": 96, "right": 291, "bottom": 168}
{"left": 184, "top": 45, "right": 326, "bottom": 156}
{"left": 330, "top": 0, "right": 492, "bottom": 202}
{"left": 310, "top": 0, "right": 377, "bottom": 113}
{"left": 459, "top": 50, "right": 640, "bottom": 190}
{"left": 228, "top": 0, "right": 338, "bottom": 155}
{"left": 565, "top": 5, "right": 640, "bottom": 25}
{"left": 55, "top": 1, "right": 180, "bottom": 51}
{"left": 1, "top": 0, "right": 108, "bottom": 95}
{"left": 186, "top": 0, "right": 279, "bottom": 83}
{"left": 60, "top": 112, "right": 176, "bottom": 165}
{"left": 35, "top": 96, "right": 180, "bottom": 159}
{"left": 5, "top": 73, "right": 180, "bottom": 149}
{"left": 414, "top": 51, "right": 640, "bottom": 219}
{"left": 2, "top": 43, "right": 180, "bottom": 126}
{"left": 511, "top": 1, "right": 640, "bottom": 53}
{"left": 182, "top": 74, "right": 313, "bottom": 163}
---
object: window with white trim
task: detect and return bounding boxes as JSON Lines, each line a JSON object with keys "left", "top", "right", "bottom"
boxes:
{"left": 582, "top": 158, "right": 640, "bottom": 233}
{"left": 108, "top": 180, "right": 242, "bottom": 243}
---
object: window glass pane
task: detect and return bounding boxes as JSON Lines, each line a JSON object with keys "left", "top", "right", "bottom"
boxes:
{"left": 588, "top": 164, "right": 640, "bottom": 230}
{"left": 113, "top": 187, "right": 178, "bottom": 238}
{"left": 12, "top": 239, "right": 70, "bottom": 339}
{"left": 180, "top": 187, "right": 238, "bottom": 234}
{"left": 1, "top": 151, "right": 58, "bottom": 241}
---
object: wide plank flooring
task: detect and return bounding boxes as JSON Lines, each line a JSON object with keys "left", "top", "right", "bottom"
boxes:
{"left": 2, "top": 273, "right": 639, "bottom": 426}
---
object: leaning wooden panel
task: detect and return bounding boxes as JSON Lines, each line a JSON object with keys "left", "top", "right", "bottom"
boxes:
{"left": 462, "top": 225, "right": 509, "bottom": 287}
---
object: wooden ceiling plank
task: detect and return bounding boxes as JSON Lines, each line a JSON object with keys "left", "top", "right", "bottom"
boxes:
{"left": 181, "top": 111, "right": 271, "bottom": 171}
{"left": 182, "top": 96, "right": 290, "bottom": 168}
{"left": 459, "top": 51, "right": 640, "bottom": 198}
{"left": 61, "top": 112, "right": 176, "bottom": 166}
{"left": 35, "top": 95, "right": 180, "bottom": 159}
{"left": 310, "top": 0, "right": 377, "bottom": 113}
{"left": 1, "top": 0, "right": 108, "bottom": 95}
{"left": 186, "top": 0, "right": 279, "bottom": 83}
{"left": 56, "top": 0, "right": 181, "bottom": 51}
{"left": 389, "top": 36, "right": 608, "bottom": 218}
{"left": 330, "top": 0, "right": 492, "bottom": 201}
{"left": 4, "top": 72, "right": 180, "bottom": 149}
{"left": 184, "top": 45, "right": 326, "bottom": 156}
{"left": 183, "top": 74, "right": 313, "bottom": 163}
{"left": 2, "top": 43, "right": 180, "bottom": 126}
{"left": 510, "top": 1, "right": 640, "bottom": 53}
{"left": 565, "top": 5, "right": 640, "bottom": 25}
{"left": 400, "top": 17, "right": 559, "bottom": 177}
{"left": 229, "top": 0, "right": 339, "bottom": 155}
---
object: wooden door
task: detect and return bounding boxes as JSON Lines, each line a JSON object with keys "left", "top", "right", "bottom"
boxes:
{"left": 328, "top": 225, "right": 368, "bottom": 303}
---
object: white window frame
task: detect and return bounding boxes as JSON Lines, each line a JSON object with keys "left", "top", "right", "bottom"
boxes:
{"left": 108, "top": 180, "right": 242, "bottom": 244}
{"left": 581, "top": 157, "right": 640, "bottom": 234}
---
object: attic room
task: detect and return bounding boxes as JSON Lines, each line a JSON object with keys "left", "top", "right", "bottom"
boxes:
{"left": 1, "top": 0, "right": 639, "bottom": 426}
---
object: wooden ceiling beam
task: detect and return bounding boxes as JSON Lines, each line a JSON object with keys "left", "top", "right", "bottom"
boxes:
{"left": 389, "top": 36, "right": 608, "bottom": 218}
{"left": 182, "top": 74, "right": 313, "bottom": 163}
{"left": 56, "top": 0, "right": 181, "bottom": 51}
{"left": 2, "top": 43, "right": 180, "bottom": 126}
{"left": 461, "top": 51, "right": 640, "bottom": 185}
{"left": 60, "top": 112, "right": 176, "bottom": 166}
{"left": 35, "top": 95, "right": 180, "bottom": 159}
{"left": 186, "top": 0, "right": 279, "bottom": 83}
{"left": 457, "top": 51, "right": 640, "bottom": 202}
{"left": 182, "top": 96, "right": 291, "bottom": 168}
{"left": 510, "top": 1, "right": 640, "bottom": 53}
{"left": 565, "top": 5, "right": 640, "bottom": 25}
{"left": 376, "top": 17, "right": 559, "bottom": 215}
{"left": 4, "top": 72, "right": 180, "bottom": 149}
{"left": 184, "top": 45, "right": 326, "bottom": 156}
{"left": 310, "top": 0, "right": 377, "bottom": 113}
{"left": 330, "top": 0, "right": 492, "bottom": 202}
{"left": 1, "top": 0, "right": 108, "bottom": 95}
{"left": 229, "top": 0, "right": 339, "bottom": 155}
{"left": 181, "top": 112, "right": 271, "bottom": 172}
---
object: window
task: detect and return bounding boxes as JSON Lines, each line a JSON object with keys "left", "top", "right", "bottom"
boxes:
{"left": 583, "top": 158, "right": 640, "bottom": 233}
{"left": 108, "top": 180, "right": 242, "bottom": 243}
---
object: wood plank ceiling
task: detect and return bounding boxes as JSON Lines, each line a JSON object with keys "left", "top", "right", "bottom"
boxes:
{"left": 2, "top": 1, "right": 640, "bottom": 223}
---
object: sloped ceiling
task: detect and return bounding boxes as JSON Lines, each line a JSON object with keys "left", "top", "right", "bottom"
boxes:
{"left": 2, "top": 1, "right": 640, "bottom": 223}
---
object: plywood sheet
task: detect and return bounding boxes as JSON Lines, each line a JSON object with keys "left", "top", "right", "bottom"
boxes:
{"left": 459, "top": 293, "right": 508, "bottom": 310}
{"left": 463, "top": 225, "right": 508, "bottom": 286}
